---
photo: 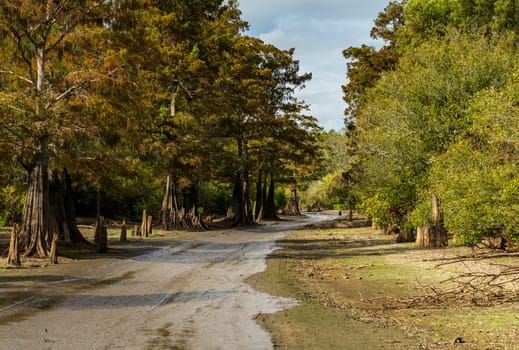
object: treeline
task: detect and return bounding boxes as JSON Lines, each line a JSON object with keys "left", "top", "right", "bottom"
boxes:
{"left": 0, "top": 1, "right": 321, "bottom": 257}
{"left": 343, "top": 0, "right": 519, "bottom": 247}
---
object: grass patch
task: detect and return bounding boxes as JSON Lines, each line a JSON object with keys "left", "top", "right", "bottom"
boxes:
{"left": 247, "top": 229, "right": 420, "bottom": 349}
{"left": 248, "top": 225, "right": 519, "bottom": 349}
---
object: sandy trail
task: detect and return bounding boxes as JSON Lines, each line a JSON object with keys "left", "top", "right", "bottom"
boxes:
{"left": 0, "top": 215, "right": 327, "bottom": 349}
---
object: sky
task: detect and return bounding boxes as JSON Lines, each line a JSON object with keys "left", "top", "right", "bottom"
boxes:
{"left": 237, "top": 0, "right": 390, "bottom": 131}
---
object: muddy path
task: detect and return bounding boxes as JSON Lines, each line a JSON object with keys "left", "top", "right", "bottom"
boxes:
{"left": 0, "top": 215, "right": 328, "bottom": 350}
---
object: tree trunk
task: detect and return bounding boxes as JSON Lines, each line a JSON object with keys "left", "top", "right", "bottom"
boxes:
{"left": 20, "top": 141, "right": 53, "bottom": 257}
{"left": 182, "top": 184, "right": 198, "bottom": 213}
{"left": 415, "top": 193, "right": 448, "bottom": 248}
{"left": 254, "top": 171, "right": 264, "bottom": 222}
{"left": 7, "top": 224, "right": 21, "bottom": 266}
{"left": 49, "top": 232, "right": 58, "bottom": 264}
{"left": 348, "top": 199, "right": 354, "bottom": 222}
{"left": 120, "top": 220, "right": 127, "bottom": 242}
{"left": 50, "top": 169, "right": 88, "bottom": 244}
{"left": 229, "top": 172, "right": 253, "bottom": 225}
{"left": 95, "top": 216, "right": 108, "bottom": 253}
{"left": 228, "top": 135, "right": 252, "bottom": 226}
{"left": 20, "top": 160, "right": 88, "bottom": 258}
{"left": 229, "top": 173, "right": 243, "bottom": 224}
{"left": 241, "top": 169, "right": 251, "bottom": 225}
{"left": 147, "top": 215, "right": 153, "bottom": 236}
{"left": 159, "top": 176, "right": 173, "bottom": 230}
{"left": 285, "top": 187, "right": 301, "bottom": 216}
{"left": 141, "top": 209, "right": 147, "bottom": 236}
{"left": 96, "top": 189, "right": 101, "bottom": 219}
{"left": 140, "top": 210, "right": 152, "bottom": 237}
{"left": 263, "top": 172, "right": 278, "bottom": 220}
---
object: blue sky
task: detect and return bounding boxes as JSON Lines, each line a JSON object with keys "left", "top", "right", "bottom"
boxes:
{"left": 237, "top": 0, "right": 390, "bottom": 131}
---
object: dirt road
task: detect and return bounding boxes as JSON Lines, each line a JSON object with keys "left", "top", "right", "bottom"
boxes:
{"left": 0, "top": 216, "right": 327, "bottom": 350}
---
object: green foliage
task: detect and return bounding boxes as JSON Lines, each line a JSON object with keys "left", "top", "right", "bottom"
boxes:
{"left": 346, "top": 0, "right": 519, "bottom": 245}
{"left": 403, "top": 0, "right": 519, "bottom": 43}
{"left": 198, "top": 182, "right": 232, "bottom": 215}
{"left": 430, "top": 143, "right": 512, "bottom": 245}
{"left": 275, "top": 188, "right": 289, "bottom": 210}
{"left": 0, "top": 185, "right": 24, "bottom": 226}
{"left": 0, "top": 212, "right": 8, "bottom": 227}
{"left": 75, "top": 170, "right": 163, "bottom": 221}
{"left": 408, "top": 195, "right": 433, "bottom": 228}
{"left": 404, "top": 0, "right": 464, "bottom": 41}
{"left": 0, "top": 0, "right": 321, "bottom": 232}
{"left": 354, "top": 31, "right": 516, "bottom": 235}
{"left": 343, "top": 1, "right": 403, "bottom": 123}
{"left": 301, "top": 180, "right": 326, "bottom": 210}
{"left": 428, "top": 76, "right": 519, "bottom": 244}
{"left": 322, "top": 172, "right": 349, "bottom": 207}
{"left": 302, "top": 172, "right": 355, "bottom": 211}
{"left": 301, "top": 129, "right": 359, "bottom": 212}
{"left": 358, "top": 167, "right": 418, "bottom": 230}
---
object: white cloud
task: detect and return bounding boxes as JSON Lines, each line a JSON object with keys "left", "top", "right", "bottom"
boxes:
{"left": 239, "top": 0, "right": 389, "bottom": 24}
{"left": 238, "top": 0, "right": 390, "bottom": 130}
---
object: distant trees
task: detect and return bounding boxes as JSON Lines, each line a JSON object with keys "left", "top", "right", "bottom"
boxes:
{"left": 344, "top": 0, "right": 519, "bottom": 246}
{"left": 301, "top": 130, "right": 356, "bottom": 216}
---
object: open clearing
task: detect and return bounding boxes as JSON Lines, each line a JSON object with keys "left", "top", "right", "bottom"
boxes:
{"left": 0, "top": 218, "right": 305, "bottom": 350}
{"left": 249, "top": 216, "right": 519, "bottom": 349}
{"left": 0, "top": 214, "right": 331, "bottom": 349}
{"left": 1, "top": 214, "right": 519, "bottom": 349}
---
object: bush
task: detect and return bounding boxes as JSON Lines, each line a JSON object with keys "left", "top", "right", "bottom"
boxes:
{"left": 0, "top": 185, "right": 24, "bottom": 226}
{"left": 431, "top": 141, "right": 519, "bottom": 245}
{"left": 199, "top": 182, "right": 231, "bottom": 215}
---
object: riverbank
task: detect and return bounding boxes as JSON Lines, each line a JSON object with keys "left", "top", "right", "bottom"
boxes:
{"left": 247, "top": 220, "right": 519, "bottom": 349}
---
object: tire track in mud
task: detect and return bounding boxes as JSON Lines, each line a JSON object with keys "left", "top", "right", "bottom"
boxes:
{"left": 139, "top": 240, "right": 271, "bottom": 349}
{"left": 0, "top": 217, "right": 327, "bottom": 350}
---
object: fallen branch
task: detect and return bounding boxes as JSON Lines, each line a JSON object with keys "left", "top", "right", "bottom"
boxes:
{"left": 430, "top": 251, "right": 519, "bottom": 267}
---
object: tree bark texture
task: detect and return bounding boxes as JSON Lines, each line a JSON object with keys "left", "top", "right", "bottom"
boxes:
{"left": 228, "top": 135, "right": 253, "bottom": 226}
{"left": 20, "top": 157, "right": 88, "bottom": 257}
{"left": 415, "top": 193, "right": 448, "bottom": 248}
{"left": 285, "top": 187, "right": 301, "bottom": 216}
{"left": 7, "top": 224, "right": 21, "bottom": 266}
{"left": 159, "top": 176, "right": 205, "bottom": 230}
{"left": 120, "top": 220, "right": 127, "bottom": 242}
{"left": 49, "top": 233, "right": 58, "bottom": 264}
{"left": 254, "top": 171, "right": 264, "bottom": 222}
{"left": 348, "top": 199, "right": 354, "bottom": 222}
{"left": 263, "top": 172, "right": 278, "bottom": 220}
{"left": 140, "top": 210, "right": 153, "bottom": 237}
{"left": 160, "top": 175, "right": 174, "bottom": 230}
{"left": 95, "top": 216, "right": 108, "bottom": 253}
{"left": 50, "top": 170, "right": 88, "bottom": 244}
{"left": 20, "top": 144, "right": 53, "bottom": 257}
{"left": 229, "top": 173, "right": 252, "bottom": 226}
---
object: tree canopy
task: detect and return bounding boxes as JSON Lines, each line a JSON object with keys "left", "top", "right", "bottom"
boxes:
{"left": 343, "top": 0, "right": 519, "bottom": 245}
{"left": 0, "top": 0, "right": 321, "bottom": 257}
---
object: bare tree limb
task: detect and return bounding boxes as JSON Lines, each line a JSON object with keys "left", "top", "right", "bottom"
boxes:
{"left": 0, "top": 70, "right": 34, "bottom": 85}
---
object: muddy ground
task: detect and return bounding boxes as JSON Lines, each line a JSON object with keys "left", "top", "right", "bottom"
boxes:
{"left": 248, "top": 215, "right": 519, "bottom": 349}
{"left": 1, "top": 215, "right": 519, "bottom": 349}
{"left": 0, "top": 215, "right": 312, "bottom": 349}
